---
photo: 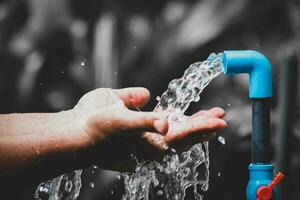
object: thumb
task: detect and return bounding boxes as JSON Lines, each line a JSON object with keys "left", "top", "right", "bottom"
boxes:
{"left": 113, "top": 87, "right": 150, "bottom": 109}
{"left": 110, "top": 109, "right": 169, "bottom": 135}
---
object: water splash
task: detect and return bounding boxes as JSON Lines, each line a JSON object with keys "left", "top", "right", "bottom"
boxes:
{"left": 35, "top": 53, "right": 223, "bottom": 200}
{"left": 218, "top": 136, "right": 226, "bottom": 145}
{"left": 89, "top": 182, "right": 95, "bottom": 188}
{"left": 122, "top": 53, "right": 224, "bottom": 200}
{"left": 35, "top": 170, "right": 82, "bottom": 200}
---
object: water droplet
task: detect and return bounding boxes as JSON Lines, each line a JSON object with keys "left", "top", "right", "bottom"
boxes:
{"left": 217, "top": 172, "right": 221, "bottom": 177}
{"left": 157, "top": 189, "right": 164, "bottom": 196}
{"left": 80, "top": 62, "right": 85, "bottom": 66}
{"left": 110, "top": 190, "right": 114, "bottom": 195}
{"left": 90, "top": 182, "right": 94, "bottom": 188}
{"left": 170, "top": 148, "right": 177, "bottom": 153}
{"left": 218, "top": 136, "right": 226, "bottom": 145}
{"left": 114, "top": 71, "right": 117, "bottom": 75}
{"left": 37, "top": 183, "right": 51, "bottom": 194}
{"left": 61, "top": 71, "right": 65, "bottom": 74}
{"left": 156, "top": 96, "right": 161, "bottom": 101}
{"left": 91, "top": 165, "right": 97, "bottom": 174}
{"left": 133, "top": 46, "right": 137, "bottom": 50}
{"left": 227, "top": 103, "right": 231, "bottom": 107}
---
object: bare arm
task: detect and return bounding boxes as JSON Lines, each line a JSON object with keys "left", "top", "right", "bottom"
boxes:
{"left": 0, "top": 87, "right": 226, "bottom": 194}
{"left": 0, "top": 111, "right": 92, "bottom": 192}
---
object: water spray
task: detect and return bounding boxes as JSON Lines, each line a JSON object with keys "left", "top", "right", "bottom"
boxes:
{"left": 36, "top": 50, "right": 284, "bottom": 200}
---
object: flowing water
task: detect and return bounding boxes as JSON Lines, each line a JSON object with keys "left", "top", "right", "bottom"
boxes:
{"left": 122, "top": 53, "right": 224, "bottom": 200}
{"left": 35, "top": 53, "right": 224, "bottom": 200}
{"left": 35, "top": 170, "right": 82, "bottom": 200}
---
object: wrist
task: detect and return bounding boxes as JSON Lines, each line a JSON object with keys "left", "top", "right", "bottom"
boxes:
{"left": 55, "top": 109, "right": 95, "bottom": 169}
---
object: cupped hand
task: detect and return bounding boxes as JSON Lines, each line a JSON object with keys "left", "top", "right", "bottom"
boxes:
{"left": 74, "top": 87, "right": 226, "bottom": 171}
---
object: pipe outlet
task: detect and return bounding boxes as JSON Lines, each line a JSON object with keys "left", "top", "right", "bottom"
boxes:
{"left": 222, "top": 50, "right": 272, "bottom": 98}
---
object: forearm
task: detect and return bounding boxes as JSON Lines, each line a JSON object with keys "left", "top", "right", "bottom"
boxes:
{"left": 0, "top": 110, "right": 93, "bottom": 192}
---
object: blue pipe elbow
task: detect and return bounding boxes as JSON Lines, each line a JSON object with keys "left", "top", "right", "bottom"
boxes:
{"left": 222, "top": 50, "right": 272, "bottom": 98}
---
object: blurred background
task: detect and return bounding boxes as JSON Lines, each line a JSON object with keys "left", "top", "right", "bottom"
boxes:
{"left": 0, "top": 0, "right": 300, "bottom": 199}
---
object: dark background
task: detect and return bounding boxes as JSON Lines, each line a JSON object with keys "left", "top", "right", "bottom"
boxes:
{"left": 0, "top": 0, "right": 300, "bottom": 199}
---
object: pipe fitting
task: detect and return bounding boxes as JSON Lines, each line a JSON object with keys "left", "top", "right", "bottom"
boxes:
{"left": 222, "top": 50, "right": 272, "bottom": 98}
{"left": 247, "top": 164, "right": 279, "bottom": 200}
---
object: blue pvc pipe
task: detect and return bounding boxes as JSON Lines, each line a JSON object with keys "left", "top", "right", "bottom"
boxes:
{"left": 221, "top": 50, "right": 277, "bottom": 199}
{"left": 222, "top": 50, "right": 272, "bottom": 163}
{"left": 222, "top": 50, "right": 272, "bottom": 98}
{"left": 251, "top": 99, "right": 271, "bottom": 163}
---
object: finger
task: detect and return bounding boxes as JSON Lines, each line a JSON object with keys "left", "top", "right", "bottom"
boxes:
{"left": 114, "top": 87, "right": 150, "bottom": 109}
{"left": 111, "top": 109, "right": 169, "bottom": 135}
{"left": 142, "top": 132, "right": 169, "bottom": 152}
{"left": 165, "top": 117, "right": 226, "bottom": 146}
{"left": 191, "top": 110, "right": 208, "bottom": 117}
{"left": 192, "top": 107, "right": 225, "bottom": 118}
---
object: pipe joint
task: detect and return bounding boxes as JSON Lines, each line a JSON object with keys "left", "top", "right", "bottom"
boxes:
{"left": 222, "top": 50, "right": 272, "bottom": 98}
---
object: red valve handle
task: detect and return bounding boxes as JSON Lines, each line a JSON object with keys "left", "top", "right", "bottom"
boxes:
{"left": 256, "top": 172, "right": 284, "bottom": 200}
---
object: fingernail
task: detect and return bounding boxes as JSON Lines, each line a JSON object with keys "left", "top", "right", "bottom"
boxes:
{"left": 221, "top": 120, "right": 227, "bottom": 127}
{"left": 208, "top": 118, "right": 227, "bottom": 127}
{"left": 153, "top": 119, "right": 168, "bottom": 135}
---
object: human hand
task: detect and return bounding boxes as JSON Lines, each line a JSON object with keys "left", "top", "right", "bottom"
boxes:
{"left": 73, "top": 87, "right": 226, "bottom": 171}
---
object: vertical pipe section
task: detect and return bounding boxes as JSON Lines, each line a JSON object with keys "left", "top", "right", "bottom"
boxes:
{"left": 276, "top": 54, "right": 298, "bottom": 200}
{"left": 252, "top": 98, "right": 271, "bottom": 163}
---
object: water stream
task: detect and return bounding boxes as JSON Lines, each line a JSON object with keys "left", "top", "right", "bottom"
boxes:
{"left": 122, "top": 53, "right": 224, "bottom": 200}
{"left": 35, "top": 53, "right": 224, "bottom": 200}
{"left": 35, "top": 170, "right": 82, "bottom": 200}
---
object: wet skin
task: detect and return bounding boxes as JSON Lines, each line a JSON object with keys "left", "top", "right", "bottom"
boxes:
{"left": 75, "top": 87, "right": 227, "bottom": 171}
{"left": 0, "top": 87, "right": 226, "bottom": 193}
